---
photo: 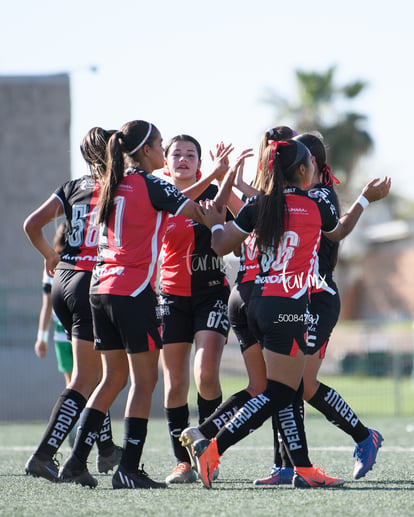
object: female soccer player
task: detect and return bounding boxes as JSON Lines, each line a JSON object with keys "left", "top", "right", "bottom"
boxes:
{"left": 159, "top": 135, "right": 234, "bottom": 484}
{"left": 181, "top": 138, "right": 390, "bottom": 489}
{"left": 24, "top": 127, "right": 122, "bottom": 482}
{"left": 254, "top": 132, "right": 385, "bottom": 485}
{"left": 58, "top": 120, "right": 241, "bottom": 489}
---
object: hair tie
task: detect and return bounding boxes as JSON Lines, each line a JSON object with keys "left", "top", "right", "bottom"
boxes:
{"left": 322, "top": 164, "right": 340, "bottom": 187}
{"left": 267, "top": 140, "right": 289, "bottom": 174}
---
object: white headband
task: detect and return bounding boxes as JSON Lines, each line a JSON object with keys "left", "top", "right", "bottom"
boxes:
{"left": 127, "top": 123, "right": 152, "bottom": 155}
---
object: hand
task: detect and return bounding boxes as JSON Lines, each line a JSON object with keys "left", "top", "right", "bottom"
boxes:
{"left": 230, "top": 148, "right": 254, "bottom": 174}
{"left": 226, "top": 148, "right": 254, "bottom": 183}
{"left": 209, "top": 142, "right": 234, "bottom": 182}
{"left": 361, "top": 176, "right": 391, "bottom": 203}
{"left": 44, "top": 251, "right": 60, "bottom": 277}
{"left": 35, "top": 339, "right": 48, "bottom": 358}
{"left": 199, "top": 199, "right": 227, "bottom": 229}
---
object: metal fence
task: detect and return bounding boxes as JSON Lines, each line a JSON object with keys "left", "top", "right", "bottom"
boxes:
{"left": 1, "top": 285, "right": 413, "bottom": 421}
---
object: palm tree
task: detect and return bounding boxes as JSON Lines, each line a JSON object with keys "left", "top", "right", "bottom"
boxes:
{"left": 263, "top": 66, "right": 373, "bottom": 191}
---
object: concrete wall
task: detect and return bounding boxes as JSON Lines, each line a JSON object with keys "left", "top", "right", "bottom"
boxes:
{"left": 0, "top": 74, "right": 70, "bottom": 347}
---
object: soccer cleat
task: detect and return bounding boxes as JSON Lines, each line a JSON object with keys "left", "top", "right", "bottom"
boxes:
{"left": 96, "top": 444, "right": 123, "bottom": 473}
{"left": 179, "top": 426, "right": 206, "bottom": 467}
{"left": 353, "top": 428, "right": 384, "bottom": 479}
{"left": 165, "top": 462, "right": 198, "bottom": 484}
{"left": 59, "top": 454, "right": 98, "bottom": 488}
{"left": 112, "top": 465, "right": 167, "bottom": 489}
{"left": 253, "top": 465, "right": 294, "bottom": 486}
{"left": 192, "top": 438, "right": 220, "bottom": 489}
{"left": 293, "top": 465, "right": 345, "bottom": 489}
{"left": 25, "top": 453, "right": 61, "bottom": 483}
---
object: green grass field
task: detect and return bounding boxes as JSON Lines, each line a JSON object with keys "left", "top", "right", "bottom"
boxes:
{"left": 1, "top": 373, "right": 414, "bottom": 517}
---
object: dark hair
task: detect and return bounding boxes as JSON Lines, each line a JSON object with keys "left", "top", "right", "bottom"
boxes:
{"left": 253, "top": 126, "right": 297, "bottom": 190}
{"left": 294, "top": 132, "right": 326, "bottom": 176}
{"left": 164, "top": 134, "right": 202, "bottom": 160}
{"left": 295, "top": 132, "right": 340, "bottom": 269}
{"left": 295, "top": 131, "right": 339, "bottom": 188}
{"left": 255, "top": 140, "right": 311, "bottom": 251}
{"left": 97, "top": 120, "right": 159, "bottom": 225}
{"left": 80, "top": 127, "right": 116, "bottom": 180}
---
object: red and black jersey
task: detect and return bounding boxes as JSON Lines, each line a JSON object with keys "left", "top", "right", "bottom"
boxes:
{"left": 54, "top": 175, "right": 100, "bottom": 272}
{"left": 90, "top": 169, "right": 189, "bottom": 297}
{"left": 309, "top": 185, "right": 340, "bottom": 294}
{"left": 235, "top": 234, "right": 260, "bottom": 285}
{"left": 160, "top": 184, "right": 229, "bottom": 296}
{"left": 233, "top": 187, "right": 339, "bottom": 298}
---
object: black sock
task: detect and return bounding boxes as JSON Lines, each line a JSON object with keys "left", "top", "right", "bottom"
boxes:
{"left": 165, "top": 405, "right": 190, "bottom": 463}
{"left": 215, "top": 380, "right": 295, "bottom": 456}
{"left": 95, "top": 411, "right": 115, "bottom": 453}
{"left": 71, "top": 408, "right": 106, "bottom": 463}
{"left": 308, "top": 383, "right": 369, "bottom": 443}
{"left": 121, "top": 417, "right": 148, "bottom": 472}
{"left": 271, "top": 414, "right": 283, "bottom": 466}
{"left": 199, "top": 390, "right": 252, "bottom": 438}
{"left": 276, "top": 385, "right": 310, "bottom": 468}
{"left": 197, "top": 393, "right": 223, "bottom": 425}
{"left": 35, "top": 388, "right": 86, "bottom": 459}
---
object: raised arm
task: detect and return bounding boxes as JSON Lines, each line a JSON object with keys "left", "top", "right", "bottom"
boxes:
{"left": 214, "top": 149, "right": 254, "bottom": 214}
{"left": 233, "top": 160, "right": 259, "bottom": 199}
{"left": 326, "top": 176, "right": 392, "bottom": 241}
{"left": 181, "top": 143, "right": 234, "bottom": 200}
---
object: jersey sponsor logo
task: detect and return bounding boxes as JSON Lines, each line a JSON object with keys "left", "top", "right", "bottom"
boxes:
{"left": 117, "top": 183, "right": 134, "bottom": 192}
{"left": 79, "top": 177, "right": 95, "bottom": 190}
{"left": 94, "top": 264, "right": 125, "bottom": 278}
{"left": 308, "top": 187, "right": 330, "bottom": 202}
{"left": 288, "top": 207, "right": 309, "bottom": 215}
{"left": 61, "top": 253, "right": 98, "bottom": 262}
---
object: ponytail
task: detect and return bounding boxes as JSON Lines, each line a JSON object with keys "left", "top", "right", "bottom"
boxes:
{"left": 255, "top": 143, "right": 287, "bottom": 251}
{"left": 96, "top": 132, "right": 124, "bottom": 225}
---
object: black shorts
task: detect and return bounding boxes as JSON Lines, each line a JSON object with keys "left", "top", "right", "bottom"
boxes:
{"left": 90, "top": 285, "right": 162, "bottom": 354}
{"left": 52, "top": 269, "right": 93, "bottom": 342}
{"left": 307, "top": 289, "right": 340, "bottom": 357}
{"left": 247, "top": 294, "right": 309, "bottom": 356}
{"left": 159, "top": 286, "right": 230, "bottom": 344}
{"left": 228, "top": 281, "right": 258, "bottom": 353}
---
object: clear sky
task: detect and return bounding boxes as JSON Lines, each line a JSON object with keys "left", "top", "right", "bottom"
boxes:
{"left": 2, "top": 0, "right": 413, "bottom": 197}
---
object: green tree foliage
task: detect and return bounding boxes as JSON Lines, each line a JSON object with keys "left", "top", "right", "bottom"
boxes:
{"left": 263, "top": 66, "right": 373, "bottom": 189}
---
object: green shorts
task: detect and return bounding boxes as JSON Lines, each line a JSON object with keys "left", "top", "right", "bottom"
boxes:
{"left": 53, "top": 320, "right": 73, "bottom": 373}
